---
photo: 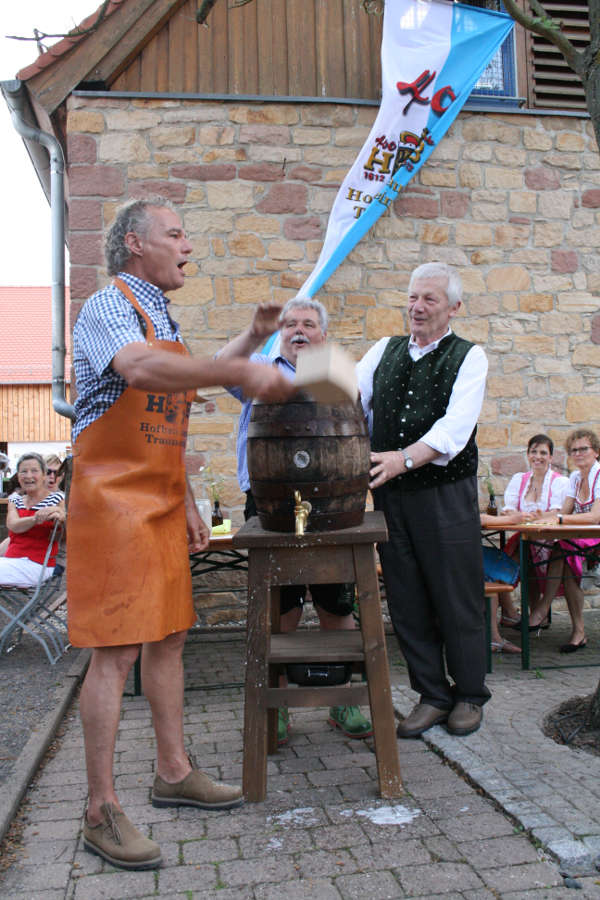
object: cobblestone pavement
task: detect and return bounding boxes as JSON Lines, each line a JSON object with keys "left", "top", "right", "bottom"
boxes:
{"left": 1, "top": 623, "right": 600, "bottom": 898}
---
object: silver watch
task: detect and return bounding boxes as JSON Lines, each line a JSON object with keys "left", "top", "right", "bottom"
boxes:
{"left": 398, "top": 449, "right": 415, "bottom": 470}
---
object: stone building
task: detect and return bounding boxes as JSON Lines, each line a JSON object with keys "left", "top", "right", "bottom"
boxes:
{"left": 4, "top": 0, "right": 598, "bottom": 524}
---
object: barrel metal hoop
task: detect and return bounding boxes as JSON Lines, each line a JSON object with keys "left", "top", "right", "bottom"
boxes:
{"left": 247, "top": 421, "right": 367, "bottom": 438}
{"left": 251, "top": 474, "right": 369, "bottom": 499}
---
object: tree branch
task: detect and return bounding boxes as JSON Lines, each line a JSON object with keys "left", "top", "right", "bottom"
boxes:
{"left": 500, "top": 0, "right": 583, "bottom": 76}
{"left": 5, "top": 0, "right": 111, "bottom": 49}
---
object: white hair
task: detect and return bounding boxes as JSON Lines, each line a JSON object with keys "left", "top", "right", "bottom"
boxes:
{"left": 409, "top": 262, "right": 462, "bottom": 308}
{"left": 279, "top": 297, "right": 328, "bottom": 332}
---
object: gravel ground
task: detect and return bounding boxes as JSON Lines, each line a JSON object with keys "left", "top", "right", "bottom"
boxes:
{"left": 0, "top": 627, "right": 77, "bottom": 786}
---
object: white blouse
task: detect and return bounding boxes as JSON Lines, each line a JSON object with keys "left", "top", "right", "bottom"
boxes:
{"left": 503, "top": 468, "right": 569, "bottom": 513}
{"left": 567, "top": 460, "right": 600, "bottom": 502}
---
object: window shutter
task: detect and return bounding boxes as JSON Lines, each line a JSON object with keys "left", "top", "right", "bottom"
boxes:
{"left": 531, "top": 2, "right": 589, "bottom": 110}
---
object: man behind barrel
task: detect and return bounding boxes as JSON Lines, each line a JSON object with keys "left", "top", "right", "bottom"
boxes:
{"left": 357, "top": 262, "right": 490, "bottom": 738}
{"left": 67, "top": 198, "right": 293, "bottom": 870}
{"left": 218, "top": 298, "right": 373, "bottom": 743}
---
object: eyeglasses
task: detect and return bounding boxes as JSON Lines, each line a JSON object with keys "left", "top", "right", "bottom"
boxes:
{"left": 47, "top": 469, "right": 60, "bottom": 477}
{"left": 569, "top": 446, "right": 593, "bottom": 454}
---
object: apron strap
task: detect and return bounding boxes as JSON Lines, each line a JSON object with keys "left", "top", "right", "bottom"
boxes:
{"left": 114, "top": 277, "right": 158, "bottom": 343}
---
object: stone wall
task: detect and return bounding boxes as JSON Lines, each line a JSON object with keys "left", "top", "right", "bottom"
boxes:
{"left": 66, "top": 95, "right": 600, "bottom": 532}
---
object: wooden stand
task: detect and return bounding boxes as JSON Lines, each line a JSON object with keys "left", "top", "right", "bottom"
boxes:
{"left": 233, "top": 511, "right": 403, "bottom": 801}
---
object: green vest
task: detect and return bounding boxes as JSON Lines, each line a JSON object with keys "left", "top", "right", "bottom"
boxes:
{"left": 372, "top": 333, "right": 479, "bottom": 491}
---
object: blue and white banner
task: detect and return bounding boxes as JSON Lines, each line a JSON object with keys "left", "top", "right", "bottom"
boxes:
{"left": 296, "top": 0, "right": 514, "bottom": 300}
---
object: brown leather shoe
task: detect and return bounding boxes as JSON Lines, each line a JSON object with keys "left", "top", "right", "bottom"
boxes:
{"left": 83, "top": 803, "right": 162, "bottom": 870}
{"left": 152, "top": 754, "right": 243, "bottom": 809}
{"left": 396, "top": 703, "right": 449, "bottom": 738}
{"left": 447, "top": 702, "right": 482, "bottom": 736}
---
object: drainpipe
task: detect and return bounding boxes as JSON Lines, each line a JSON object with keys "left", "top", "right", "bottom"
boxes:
{"left": 1, "top": 79, "right": 75, "bottom": 421}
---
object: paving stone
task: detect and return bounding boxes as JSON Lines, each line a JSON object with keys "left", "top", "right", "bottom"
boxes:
{"left": 218, "top": 854, "right": 300, "bottom": 886}
{"left": 1, "top": 862, "right": 75, "bottom": 892}
{"left": 254, "top": 877, "right": 342, "bottom": 899}
{"left": 334, "top": 869, "right": 404, "bottom": 899}
{"left": 436, "top": 812, "right": 517, "bottom": 842}
{"left": 156, "top": 863, "right": 217, "bottom": 894}
{"left": 481, "top": 860, "right": 565, "bottom": 892}
{"left": 350, "top": 837, "right": 431, "bottom": 869}
{"left": 182, "top": 836, "right": 239, "bottom": 864}
{"left": 397, "top": 860, "right": 484, "bottom": 895}
{"left": 459, "top": 835, "right": 541, "bottom": 868}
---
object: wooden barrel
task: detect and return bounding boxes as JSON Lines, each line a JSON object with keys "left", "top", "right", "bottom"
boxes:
{"left": 247, "top": 396, "right": 370, "bottom": 532}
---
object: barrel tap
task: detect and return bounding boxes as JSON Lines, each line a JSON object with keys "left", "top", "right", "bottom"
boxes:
{"left": 294, "top": 490, "right": 312, "bottom": 536}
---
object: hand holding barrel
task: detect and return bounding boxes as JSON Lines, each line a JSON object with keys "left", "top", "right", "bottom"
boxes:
{"left": 369, "top": 450, "right": 405, "bottom": 490}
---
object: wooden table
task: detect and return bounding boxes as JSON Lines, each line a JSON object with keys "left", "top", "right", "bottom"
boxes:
{"left": 482, "top": 523, "right": 600, "bottom": 669}
{"left": 233, "top": 511, "right": 403, "bottom": 802}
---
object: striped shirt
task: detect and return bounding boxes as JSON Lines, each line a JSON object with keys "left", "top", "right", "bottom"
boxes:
{"left": 72, "top": 273, "right": 182, "bottom": 441}
{"left": 9, "top": 491, "right": 65, "bottom": 510}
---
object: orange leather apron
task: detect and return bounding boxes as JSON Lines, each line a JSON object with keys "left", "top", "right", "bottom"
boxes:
{"left": 67, "top": 278, "right": 197, "bottom": 647}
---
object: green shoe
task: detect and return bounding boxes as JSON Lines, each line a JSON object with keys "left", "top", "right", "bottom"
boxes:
{"left": 328, "top": 705, "right": 373, "bottom": 739}
{"left": 278, "top": 707, "right": 290, "bottom": 745}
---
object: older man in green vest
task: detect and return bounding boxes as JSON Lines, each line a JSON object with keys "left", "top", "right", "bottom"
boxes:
{"left": 357, "top": 262, "right": 490, "bottom": 738}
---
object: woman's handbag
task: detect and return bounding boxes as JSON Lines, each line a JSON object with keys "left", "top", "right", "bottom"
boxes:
{"left": 482, "top": 546, "right": 520, "bottom": 586}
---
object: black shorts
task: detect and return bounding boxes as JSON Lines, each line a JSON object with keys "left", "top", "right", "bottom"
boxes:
{"left": 244, "top": 491, "right": 355, "bottom": 616}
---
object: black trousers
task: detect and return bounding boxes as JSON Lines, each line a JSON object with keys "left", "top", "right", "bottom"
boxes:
{"left": 374, "top": 476, "right": 490, "bottom": 709}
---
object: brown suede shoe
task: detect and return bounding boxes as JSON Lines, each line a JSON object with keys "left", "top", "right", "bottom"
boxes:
{"left": 447, "top": 702, "right": 482, "bottom": 736}
{"left": 396, "top": 703, "right": 449, "bottom": 738}
{"left": 83, "top": 803, "right": 162, "bottom": 870}
{"left": 152, "top": 754, "right": 243, "bottom": 810}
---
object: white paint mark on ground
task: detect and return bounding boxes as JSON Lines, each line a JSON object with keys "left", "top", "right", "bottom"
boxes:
{"left": 340, "top": 805, "right": 421, "bottom": 826}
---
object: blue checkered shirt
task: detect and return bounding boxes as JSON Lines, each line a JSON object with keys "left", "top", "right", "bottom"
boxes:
{"left": 72, "top": 273, "right": 183, "bottom": 441}
{"left": 228, "top": 353, "right": 296, "bottom": 491}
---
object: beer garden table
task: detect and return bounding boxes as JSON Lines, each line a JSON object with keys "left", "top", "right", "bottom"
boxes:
{"left": 482, "top": 522, "right": 600, "bottom": 670}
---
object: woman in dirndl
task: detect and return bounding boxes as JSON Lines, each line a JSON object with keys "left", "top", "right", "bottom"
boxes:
{"left": 531, "top": 429, "right": 600, "bottom": 652}
{"left": 501, "top": 433, "right": 569, "bottom": 627}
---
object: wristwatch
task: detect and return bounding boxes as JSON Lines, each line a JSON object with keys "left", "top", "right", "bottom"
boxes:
{"left": 398, "top": 449, "right": 415, "bottom": 471}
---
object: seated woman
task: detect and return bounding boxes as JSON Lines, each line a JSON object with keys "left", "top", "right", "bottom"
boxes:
{"left": 501, "top": 433, "right": 570, "bottom": 625}
{"left": 0, "top": 453, "right": 65, "bottom": 589}
{"left": 532, "top": 429, "right": 600, "bottom": 652}
{"left": 45, "top": 454, "right": 65, "bottom": 492}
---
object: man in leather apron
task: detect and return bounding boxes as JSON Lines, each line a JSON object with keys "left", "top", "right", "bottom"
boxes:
{"left": 68, "top": 199, "right": 293, "bottom": 870}
{"left": 356, "top": 263, "right": 490, "bottom": 740}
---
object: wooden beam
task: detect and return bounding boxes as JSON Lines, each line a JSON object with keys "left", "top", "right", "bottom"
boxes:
{"left": 25, "top": 0, "right": 187, "bottom": 115}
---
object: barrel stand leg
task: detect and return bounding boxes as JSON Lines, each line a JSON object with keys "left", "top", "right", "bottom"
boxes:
{"left": 243, "top": 550, "right": 270, "bottom": 801}
{"left": 354, "top": 544, "right": 403, "bottom": 799}
{"left": 267, "top": 586, "right": 281, "bottom": 755}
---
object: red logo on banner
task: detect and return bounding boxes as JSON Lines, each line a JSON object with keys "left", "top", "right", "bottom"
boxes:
{"left": 396, "top": 70, "right": 456, "bottom": 116}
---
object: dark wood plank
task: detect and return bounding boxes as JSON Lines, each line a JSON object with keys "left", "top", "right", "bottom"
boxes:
{"left": 315, "top": 0, "right": 345, "bottom": 97}
{"left": 354, "top": 543, "right": 403, "bottom": 798}
{"left": 270, "top": 630, "right": 364, "bottom": 662}
{"left": 182, "top": 0, "right": 198, "bottom": 92}
{"left": 286, "top": 0, "right": 316, "bottom": 96}
{"left": 267, "top": 684, "right": 369, "bottom": 708}
{"left": 167, "top": 0, "right": 185, "bottom": 91}
{"left": 257, "top": 0, "right": 288, "bottom": 96}
{"left": 242, "top": 549, "right": 270, "bottom": 801}
{"left": 233, "top": 511, "right": 388, "bottom": 549}
{"left": 228, "top": 0, "right": 258, "bottom": 94}
{"left": 156, "top": 26, "right": 170, "bottom": 92}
